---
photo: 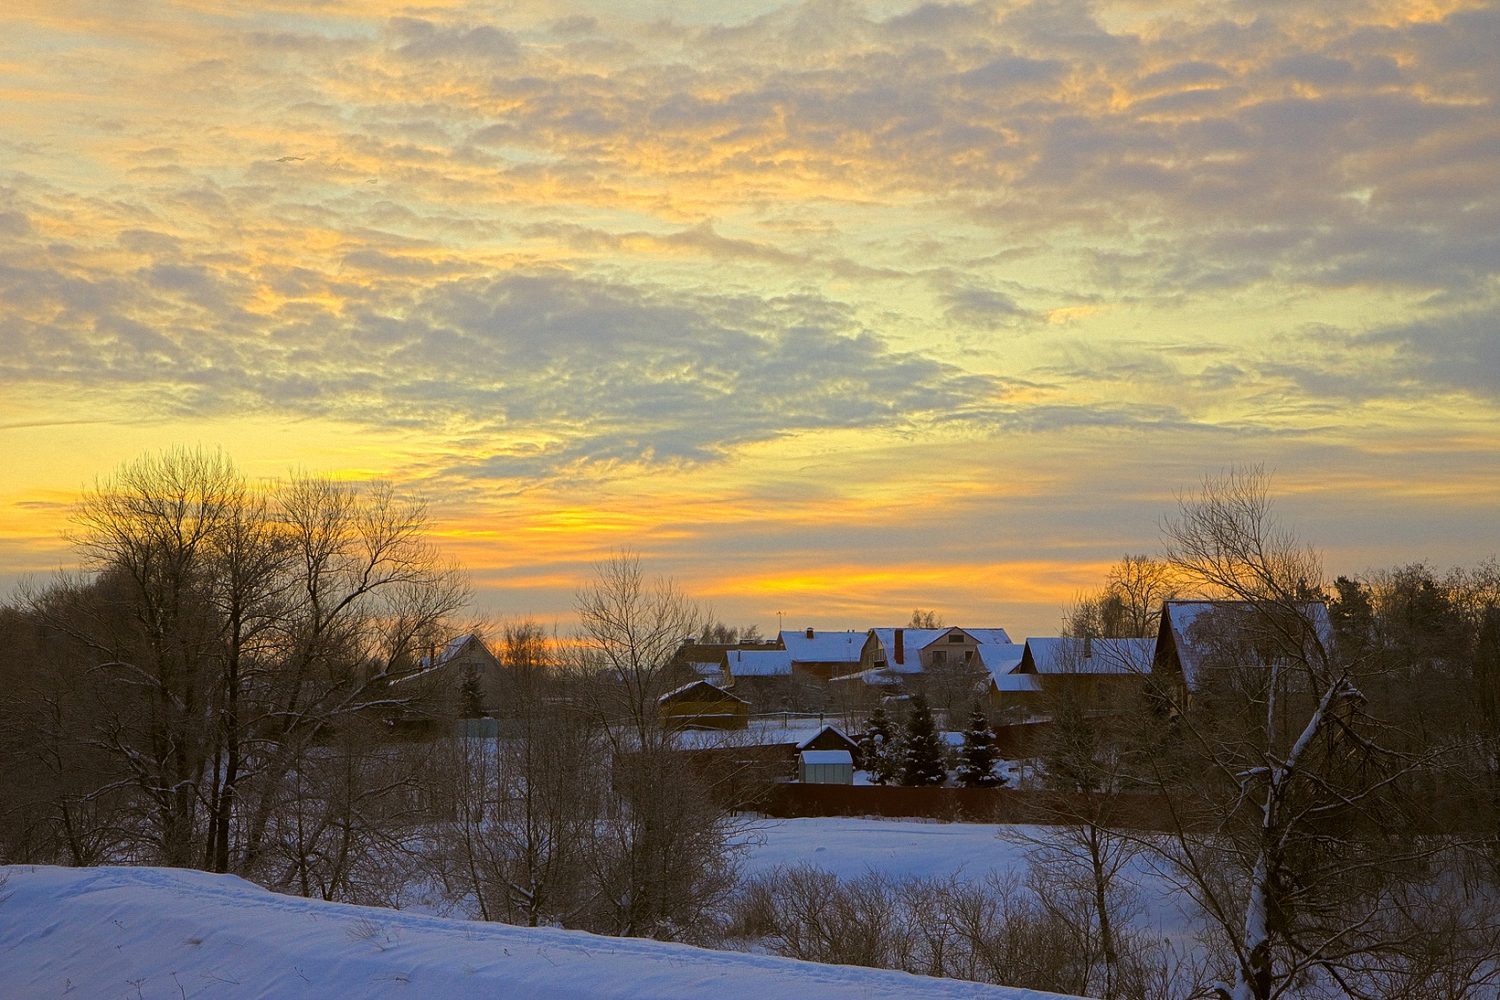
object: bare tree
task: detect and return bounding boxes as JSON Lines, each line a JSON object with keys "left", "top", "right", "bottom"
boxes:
{"left": 575, "top": 551, "right": 701, "bottom": 750}
{"left": 1141, "top": 466, "right": 1496, "bottom": 1000}
{"left": 62, "top": 448, "right": 243, "bottom": 867}
{"left": 237, "top": 475, "right": 468, "bottom": 879}
{"left": 1019, "top": 698, "right": 1144, "bottom": 1000}
{"left": 428, "top": 634, "right": 605, "bottom": 927}
{"left": 910, "top": 609, "right": 944, "bottom": 629}
{"left": 1066, "top": 555, "right": 1180, "bottom": 639}
{"left": 5, "top": 449, "right": 468, "bottom": 887}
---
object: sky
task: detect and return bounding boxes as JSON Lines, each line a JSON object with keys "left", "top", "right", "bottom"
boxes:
{"left": 2, "top": 0, "right": 1497, "bottom": 638}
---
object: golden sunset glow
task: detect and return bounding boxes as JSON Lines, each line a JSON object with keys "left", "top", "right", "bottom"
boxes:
{"left": 3, "top": 0, "right": 1497, "bottom": 635}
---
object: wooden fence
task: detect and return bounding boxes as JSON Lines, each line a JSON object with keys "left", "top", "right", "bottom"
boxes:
{"left": 759, "top": 783, "right": 1177, "bottom": 829}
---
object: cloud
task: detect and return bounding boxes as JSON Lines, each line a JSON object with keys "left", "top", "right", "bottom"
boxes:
{"left": 1360, "top": 305, "right": 1500, "bottom": 401}
{"left": 3, "top": 0, "right": 1497, "bottom": 487}
{"left": 0, "top": 204, "right": 1008, "bottom": 476}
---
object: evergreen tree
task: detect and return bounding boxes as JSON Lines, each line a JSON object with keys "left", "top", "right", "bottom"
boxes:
{"left": 901, "top": 695, "right": 947, "bottom": 787}
{"left": 955, "top": 704, "right": 1001, "bottom": 787}
{"left": 459, "top": 664, "right": 486, "bottom": 719}
{"left": 859, "top": 705, "right": 902, "bottom": 785}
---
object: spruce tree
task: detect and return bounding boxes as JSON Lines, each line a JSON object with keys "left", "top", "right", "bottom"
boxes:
{"left": 459, "top": 664, "right": 486, "bottom": 719}
{"left": 900, "top": 695, "right": 948, "bottom": 786}
{"left": 860, "top": 705, "right": 903, "bottom": 785}
{"left": 956, "top": 704, "right": 1001, "bottom": 787}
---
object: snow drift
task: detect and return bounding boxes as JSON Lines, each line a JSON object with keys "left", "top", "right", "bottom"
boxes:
{"left": 0, "top": 865, "right": 1086, "bottom": 1000}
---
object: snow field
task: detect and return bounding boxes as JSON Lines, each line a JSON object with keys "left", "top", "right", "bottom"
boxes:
{"left": 0, "top": 865, "right": 1087, "bottom": 1000}
{"left": 738, "top": 817, "right": 1198, "bottom": 943}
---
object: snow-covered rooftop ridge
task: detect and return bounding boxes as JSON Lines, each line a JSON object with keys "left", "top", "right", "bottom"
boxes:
{"left": 725, "top": 648, "right": 793, "bottom": 676}
{"left": 658, "top": 678, "right": 743, "bottom": 702}
{"left": 779, "top": 629, "right": 864, "bottom": 663}
{"left": 961, "top": 628, "right": 1015, "bottom": 646}
{"left": 2, "top": 865, "right": 1087, "bottom": 1000}
{"left": 1023, "top": 637, "right": 1156, "bottom": 675}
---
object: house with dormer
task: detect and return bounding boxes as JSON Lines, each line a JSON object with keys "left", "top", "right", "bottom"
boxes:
{"left": 860, "top": 626, "right": 1015, "bottom": 675}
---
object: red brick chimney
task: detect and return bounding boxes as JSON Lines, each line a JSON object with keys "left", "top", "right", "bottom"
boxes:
{"left": 806, "top": 627, "right": 815, "bottom": 639}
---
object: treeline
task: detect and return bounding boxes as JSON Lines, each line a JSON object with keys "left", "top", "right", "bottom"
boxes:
{"left": 1022, "top": 470, "right": 1500, "bottom": 1000}
{"left": 4, "top": 452, "right": 1500, "bottom": 1000}
{"left": 0, "top": 450, "right": 738, "bottom": 939}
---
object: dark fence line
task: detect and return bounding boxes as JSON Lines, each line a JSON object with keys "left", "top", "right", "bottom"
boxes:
{"left": 759, "top": 784, "right": 1178, "bottom": 829}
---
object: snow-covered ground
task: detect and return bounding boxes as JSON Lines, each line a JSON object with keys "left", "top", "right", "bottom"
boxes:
{"left": 738, "top": 817, "right": 1197, "bottom": 941}
{"left": 0, "top": 865, "right": 1086, "bottom": 1000}
{"left": 739, "top": 816, "right": 1037, "bottom": 881}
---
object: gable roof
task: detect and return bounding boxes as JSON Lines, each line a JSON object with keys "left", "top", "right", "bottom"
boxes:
{"left": 392, "top": 634, "right": 497, "bottom": 686}
{"left": 724, "top": 648, "right": 793, "bottom": 677}
{"left": 797, "top": 726, "right": 859, "bottom": 754}
{"left": 866, "top": 628, "right": 949, "bottom": 672}
{"left": 1156, "top": 600, "right": 1333, "bottom": 688}
{"left": 976, "top": 642, "right": 1025, "bottom": 684}
{"left": 867, "top": 626, "right": 1017, "bottom": 673}
{"left": 778, "top": 629, "right": 864, "bottom": 665}
{"left": 658, "top": 680, "right": 749, "bottom": 705}
{"left": 1020, "top": 637, "right": 1156, "bottom": 675}
{"left": 959, "top": 627, "right": 1015, "bottom": 647}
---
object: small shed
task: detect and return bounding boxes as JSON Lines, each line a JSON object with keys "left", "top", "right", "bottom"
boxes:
{"left": 799, "top": 749, "right": 854, "bottom": 784}
{"left": 658, "top": 680, "right": 750, "bottom": 730}
{"left": 797, "top": 725, "right": 860, "bottom": 757}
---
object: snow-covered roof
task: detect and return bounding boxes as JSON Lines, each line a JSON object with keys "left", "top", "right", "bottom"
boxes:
{"left": 977, "top": 643, "right": 1025, "bottom": 682}
{"left": 961, "top": 628, "right": 1014, "bottom": 647}
{"left": 1023, "top": 637, "right": 1155, "bottom": 675}
{"left": 1161, "top": 600, "right": 1333, "bottom": 687}
{"left": 866, "top": 628, "right": 948, "bottom": 672}
{"left": 828, "top": 666, "right": 900, "bottom": 687}
{"left": 800, "top": 750, "right": 853, "bottom": 765}
{"left": 779, "top": 629, "right": 865, "bottom": 664}
{"left": 658, "top": 679, "right": 747, "bottom": 704}
{"left": 725, "top": 648, "right": 793, "bottom": 677}
{"left": 867, "top": 627, "right": 1016, "bottom": 674}
{"left": 994, "top": 673, "right": 1043, "bottom": 692}
{"left": 413, "top": 634, "right": 486, "bottom": 672}
{"left": 797, "top": 726, "right": 858, "bottom": 751}
{"left": 392, "top": 634, "right": 493, "bottom": 686}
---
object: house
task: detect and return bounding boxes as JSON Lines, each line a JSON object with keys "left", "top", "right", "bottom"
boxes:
{"left": 657, "top": 680, "right": 750, "bottom": 730}
{"left": 1154, "top": 600, "right": 1333, "bottom": 691}
{"left": 1011, "top": 636, "right": 1155, "bottom": 711}
{"left": 861, "top": 627, "right": 1015, "bottom": 676}
{"left": 674, "top": 637, "right": 781, "bottom": 680}
{"left": 779, "top": 628, "right": 866, "bottom": 680}
{"left": 719, "top": 647, "right": 804, "bottom": 711}
{"left": 976, "top": 642, "right": 1028, "bottom": 711}
{"left": 720, "top": 648, "right": 793, "bottom": 685}
{"left": 389, "top": 634, "right": 503, "bottom": 718}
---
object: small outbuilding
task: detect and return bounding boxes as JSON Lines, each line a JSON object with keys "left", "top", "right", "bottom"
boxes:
{"left": 798, "top": 749, "right": 854, "bottom": 784}
{"left": 658, "top": 680, "right": 750, "bottom": 730}
{"left": 797, "top": 725, "right": 860, "bottom": 757}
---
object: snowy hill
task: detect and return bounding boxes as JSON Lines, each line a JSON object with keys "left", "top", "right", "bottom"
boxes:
{"left": 0, "top": 865, "right": 1087, "bottom": 1000}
